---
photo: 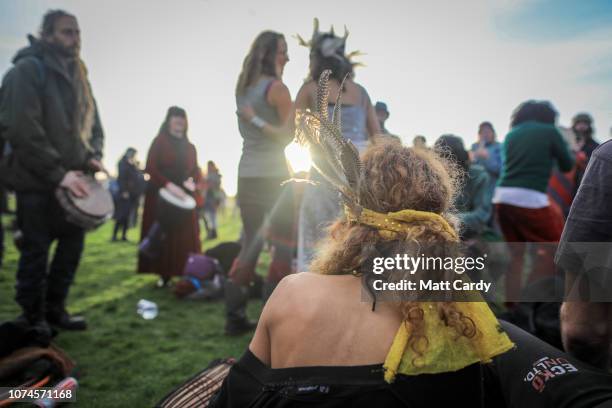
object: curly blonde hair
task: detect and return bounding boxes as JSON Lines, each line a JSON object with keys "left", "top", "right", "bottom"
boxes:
{"left": 310, "top": 140, "right": 477, "bottom": 365}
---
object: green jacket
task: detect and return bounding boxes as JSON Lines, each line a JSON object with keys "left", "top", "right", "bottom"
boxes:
{"left": 0, "top": 35, "right": 104, "bottom": 192}
{"left": 498, "top": 121, "right": 573, "bottom": 193}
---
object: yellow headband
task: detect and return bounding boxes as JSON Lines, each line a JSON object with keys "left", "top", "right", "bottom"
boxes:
{"left": 345, "top": 206, "right": 459, "bottom": 242}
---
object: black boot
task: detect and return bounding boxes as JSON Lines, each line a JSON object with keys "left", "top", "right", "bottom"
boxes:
{"left": 111, "top": 222, "right": 120, "bottom": 242}
{"left": 46, "top": 304, "right": 87, "bottom": 331}
{"left": 224, "top": 280, "right": 256, "bottom": 336}
{"left": 17, "top": 301, "right": 53, "bottom": 345}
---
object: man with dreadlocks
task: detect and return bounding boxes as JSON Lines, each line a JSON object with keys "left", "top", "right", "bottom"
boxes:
{"left": 295, "top": 19, "right": 381, "bottom": 273}
{"left": 0, "top": 10, "right": 104, "bottom": 337}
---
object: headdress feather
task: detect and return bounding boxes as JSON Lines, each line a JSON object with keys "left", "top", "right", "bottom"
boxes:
{"left": 295, "top": 69, "right": 364, "bottom": 214}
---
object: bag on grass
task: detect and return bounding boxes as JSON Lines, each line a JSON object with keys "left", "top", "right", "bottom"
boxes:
{"left": 174, "top": 253, "right": 225, "bottom": 300}
{"left": 173, "top": 242, "right": 242, "bottom": 300}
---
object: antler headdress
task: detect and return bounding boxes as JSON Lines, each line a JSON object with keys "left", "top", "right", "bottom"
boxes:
{"left": 296, "top": 18, "right": 364, "bottom": 66}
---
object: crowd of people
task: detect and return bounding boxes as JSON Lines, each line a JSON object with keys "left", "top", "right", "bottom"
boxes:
{"left": 0, "top": 9, "right": 611, "bottom": 408}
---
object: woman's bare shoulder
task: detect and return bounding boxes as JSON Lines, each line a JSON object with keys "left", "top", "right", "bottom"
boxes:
{"left": 265, "top": 273, "right": 337, "bottom": 310}
{"left": 270, "top": 272, "right": 321, "bottom": 298}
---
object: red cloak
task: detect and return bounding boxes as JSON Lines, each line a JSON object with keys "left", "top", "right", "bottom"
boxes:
{"left": 138, "top": 132, "right": 201, "bottom": 277}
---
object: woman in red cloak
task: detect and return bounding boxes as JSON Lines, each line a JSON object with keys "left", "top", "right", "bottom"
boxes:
{"left": 138, "top": 106, "right": 201, "bottom": 286}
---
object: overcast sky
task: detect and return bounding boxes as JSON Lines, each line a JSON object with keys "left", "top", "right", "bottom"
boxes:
{"left": 1, "top": 0, "right": 611, "bottom": 195}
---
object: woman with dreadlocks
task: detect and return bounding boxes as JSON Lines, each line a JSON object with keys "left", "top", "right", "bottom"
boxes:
{"left": 205, "top": 73, "right": 612, "bottom": 408}
{"left": 295, "top": 19, "right": 381, "bottom": 272}
{"left": 224, "top": 31, "right": 295, "bottom": 336}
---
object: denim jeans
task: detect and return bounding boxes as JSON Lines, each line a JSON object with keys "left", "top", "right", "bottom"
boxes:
{"left": 15, "top": 191, "right": 85, "bottom": 315}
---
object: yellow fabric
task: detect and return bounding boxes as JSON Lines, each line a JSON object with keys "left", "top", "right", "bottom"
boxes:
{"left": 344, "top": 205, "right": 512, "bottom": 382}
{"left": 383, "top": 301, "right": 515, "bottom": 382}
{"left": 345, "top": 207, "right": 459, "bottom": 242}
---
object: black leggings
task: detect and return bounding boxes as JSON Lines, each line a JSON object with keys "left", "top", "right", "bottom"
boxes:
{"left": 484, "top": 320, "right": 612, "bottom": 408}
{"left": 230, "top": 177, "right": 294, "bottom": 284}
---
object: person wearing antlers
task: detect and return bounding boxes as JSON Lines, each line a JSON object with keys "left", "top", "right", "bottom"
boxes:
{"left": 295, "top": 19, "right": 381, "bottom": 273}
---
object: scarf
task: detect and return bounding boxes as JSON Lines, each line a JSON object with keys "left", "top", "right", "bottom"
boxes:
{"left": 346, "top": 205, "right": 514, "bottom": 382}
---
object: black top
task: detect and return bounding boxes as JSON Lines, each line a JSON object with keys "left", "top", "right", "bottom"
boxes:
{"left": 210, "top": 321, "right": 612, "bottom": 408}
{"left": 209, "top": 348, "right": 484, "bottom": 407}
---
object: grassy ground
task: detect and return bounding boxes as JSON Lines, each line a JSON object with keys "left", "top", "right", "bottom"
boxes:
{"left": 0, "top": 204, "right": 262, "bottom": 407}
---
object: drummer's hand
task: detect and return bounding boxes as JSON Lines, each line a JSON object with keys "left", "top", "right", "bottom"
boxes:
{"left": 183, "top": 178, "right": 196, "bottom": 193}
{"left": 165, "top": 182, "right": 187, "bottom": 199}
{"left": 60, "top": 171, "right": 89, "bottom": 198}
{"left": 88, "top": 159, "right": 106, "bottom": 173}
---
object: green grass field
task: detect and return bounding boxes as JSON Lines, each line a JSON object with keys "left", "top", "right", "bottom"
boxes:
{"left": 0, "top": 204, "right": 262, "bottom": 407}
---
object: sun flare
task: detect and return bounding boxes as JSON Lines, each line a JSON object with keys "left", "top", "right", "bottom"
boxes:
{"left": 284, "top": 141, "right": 312, "bottom": 173}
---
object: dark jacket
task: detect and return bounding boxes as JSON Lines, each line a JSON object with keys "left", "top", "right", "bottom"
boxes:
{"left": 457, "top": 164, "right": 492, "bottom": 238}
{"left": 0, "top": 35, "right": 104, "bottom": 192}
{"left": 117, "top": 156, "right": 143, "bottom": 198}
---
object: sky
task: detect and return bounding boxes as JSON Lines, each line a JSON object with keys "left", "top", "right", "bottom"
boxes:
{"left": 1, "top": 0, "right": 611, "bottom": 195}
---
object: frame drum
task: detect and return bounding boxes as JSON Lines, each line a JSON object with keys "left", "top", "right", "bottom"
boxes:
{"left": 55, "top": 175, "right": 114, "bottom": 230}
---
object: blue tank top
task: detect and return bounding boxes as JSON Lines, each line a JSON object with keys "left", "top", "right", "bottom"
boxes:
{"left": 326, "top": 85, "right": 369, "bottom": 152}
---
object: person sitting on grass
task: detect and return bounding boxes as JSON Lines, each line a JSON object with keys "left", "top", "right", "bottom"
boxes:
{"left": 209, "top": 74, "right": 612, "bottom": 408}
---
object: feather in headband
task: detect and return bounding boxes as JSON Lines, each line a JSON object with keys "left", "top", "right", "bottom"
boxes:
{"left": 294, "top": 70, "right": 459, "bottom": 241}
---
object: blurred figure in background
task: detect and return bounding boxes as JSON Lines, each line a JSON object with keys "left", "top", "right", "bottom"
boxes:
{"left": 493, "top": 100, "right": 574, "bottom": 303}
{"left": 111, "top": 147, "right": 142, "bottom": 242}
{"left": 296, "top": 19, "right": 380, "bottom": 272}
{"left": 436, "top": 134, "right": 503, "bottom": 304}
{"left": 547, "top": 125, "right": 582, "bottom": 220}
{"left": 572, "top": 112, "right": 599, "bottom": 160}
{"left": 375, "top": 101, "right": 401, "bottom": 142}
{"left": 138, "top": 107, "right": 201, "bottom": 287}
{"left": 470, "top": 121, "right": 502, "bottom": 200}
{"left": 436, "top": 135, "right": 491, "bottom": 239}
{"left": 227, "top": 31, "right": 295, "bottom": 336}
{"left": 546, "top": 114, "right": 597, "bottom": 221}
{"left": 413, "top": 135, "right": 427, "bottom": 149}
{"left": 203, "top": 160, "right": 222, "bottom": 239}
{"left": 572, "top": 112, "right": 599, "bottom": 190}
{"left": 375, "top": 101, "right": 390, "bottom": 134}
